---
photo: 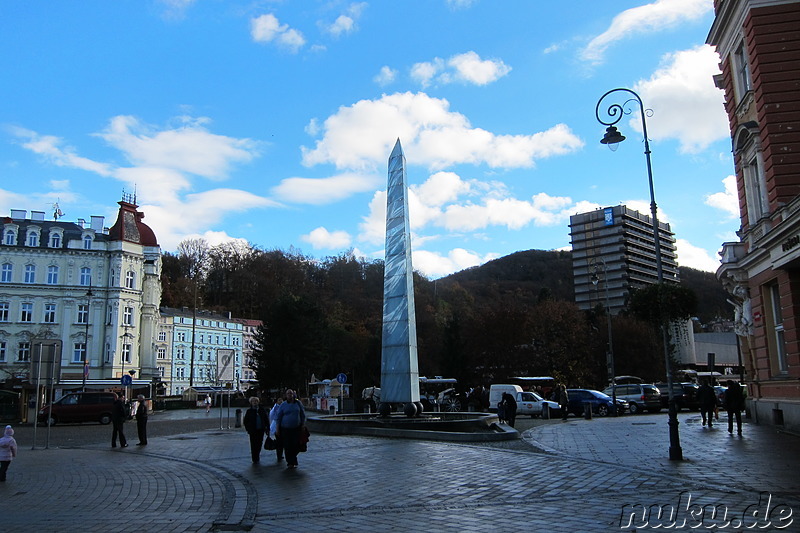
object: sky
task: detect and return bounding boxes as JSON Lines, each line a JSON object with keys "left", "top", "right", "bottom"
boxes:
{"left": 0, "top": 0, "right": 739, "bottom": 279}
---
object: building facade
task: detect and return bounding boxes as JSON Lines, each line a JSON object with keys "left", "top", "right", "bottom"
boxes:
{"left": 231, "top": 317, "right": 262, "bottom": 389}
{"left": 0, "top": 197, "right": 161, "bottom": 395}
{"left": 158, "top": 308, "right": 245, "bottom": 395}
{"left": 709, "top": 0, "right": 800, "bottom": 431}
{"left": 570, "top": 205, "right": 679, "bottom": 314}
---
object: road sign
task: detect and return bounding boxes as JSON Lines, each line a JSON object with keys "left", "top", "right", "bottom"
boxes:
{"left": 336, "top": 373, "right": 347, "bottom": 384}
{"left": 121, "top": 374, "right": 132, "bottom": 386}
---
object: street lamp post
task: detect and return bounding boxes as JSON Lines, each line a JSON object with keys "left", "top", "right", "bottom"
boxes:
{"left": 595, "top": 87, "right": 682, "bottom": 460}
{"left": 591, "top": 259, "right": 617, "bottom": 415}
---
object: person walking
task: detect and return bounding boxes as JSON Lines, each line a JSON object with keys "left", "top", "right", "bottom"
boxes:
{"left": 697, "top": 380, "right": 717, "bottom": 428}
{"left": 243, "top": 396, "right": 269, "bottom": 463}
{"left": 135, "top": 394, "right": 148, "bottom": 445}
{"left": 501, "top": 392, "right": 517, "bottom": 428}
{"left": 276, "top": 389, "right": 306, "bottom": 469}
{"left": 0, "top": 425, "right": 18, "bottom": 482}
{"left": 111, "top": 393, "right": 128, "bottom": 448}
{"left": 269, "top": 397, "right": 284, "bottom": 462}
{"left": 205, "top": 394, "right": 212, "bottom": 414}
{"left": 724, "top": 380, "right": 745, "bottom": 436}
{"left": 557, "top": 385, "right": 570, "bottom": 421}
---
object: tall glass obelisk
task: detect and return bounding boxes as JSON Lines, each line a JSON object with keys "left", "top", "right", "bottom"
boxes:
{"left": 380, "top": 139, "right": 420, "bottom": 411}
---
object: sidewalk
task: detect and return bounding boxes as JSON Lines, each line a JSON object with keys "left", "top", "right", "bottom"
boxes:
{"left": 0, "top": 411, "right": 797, "bottom": 532}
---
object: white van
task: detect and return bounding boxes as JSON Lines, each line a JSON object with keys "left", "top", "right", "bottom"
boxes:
{"left": 488, "top": 384, "right": 522, "bottom": 412}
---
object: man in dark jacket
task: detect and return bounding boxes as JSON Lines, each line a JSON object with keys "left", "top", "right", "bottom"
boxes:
{"left": 135, "top": 394, "right": 148, "bottom": 445}
{"left": 697, "top": 380, "right": 717, "bottom": 428}
{"left": 724, "top": 380, "right": 745, "bottom": 435}
{"left": 276, "top": 389, "right": 306, "bottom": 469}
{"left": 111, "top": 393, "right": 128, "bottom": 448}
{"left": 501, "top": 392, "right": 517, "bottom": 428}
{"left": 243, "top": 396, "right": 269, "bottom": 463}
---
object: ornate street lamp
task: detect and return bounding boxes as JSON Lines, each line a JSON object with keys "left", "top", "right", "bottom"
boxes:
{"left": 595, "top": 87, "right": 683, "bottom": 460}
{"left": 591, "top": 259, "right": 617, "bottom": 415}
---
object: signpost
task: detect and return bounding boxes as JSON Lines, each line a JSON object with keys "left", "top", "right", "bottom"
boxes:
{"left": 336, "top": 373, "right": 347, "bottom": 414}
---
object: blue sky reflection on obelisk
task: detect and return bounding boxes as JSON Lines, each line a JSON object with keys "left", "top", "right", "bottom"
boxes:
{"left": 380, "top": 139, "right": 420, "bottom": 404}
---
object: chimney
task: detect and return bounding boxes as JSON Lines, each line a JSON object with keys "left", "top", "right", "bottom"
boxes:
{"left": 10, "top": 209, "right": 26, "bottom": 219}
{"left": 90, "top": 216, "right": 104, "bottom": 232}
{"left": 31, "top": 211, "right": 46, "bottom": 221}
{"left": 77, "top": 218, "right": 86, "bottom": 228}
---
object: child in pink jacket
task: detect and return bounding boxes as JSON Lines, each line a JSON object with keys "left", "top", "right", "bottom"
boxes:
{"left": 0, "top": 425, "right": 18, "bottom": 482}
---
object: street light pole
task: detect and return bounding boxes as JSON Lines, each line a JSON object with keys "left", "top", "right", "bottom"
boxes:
{"left": 591, "top": 259, "right": 617, "bottom": 415}
{"left": 596, "top": 87, "right": 682, "bottom": 460}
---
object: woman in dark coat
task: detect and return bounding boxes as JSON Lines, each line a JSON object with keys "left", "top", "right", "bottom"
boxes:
{"left": 135, "top": 394, "right": 148, "bottom": 445}
{"left": 275, "top": 389, "right": 306, "bottom": 469}
{"left": 243, "top": 396, "right": 269, "bottom": 463}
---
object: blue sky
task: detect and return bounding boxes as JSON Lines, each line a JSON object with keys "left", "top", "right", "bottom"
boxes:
{"left": 0, "top": 0, "right": 738, "bottom": 279}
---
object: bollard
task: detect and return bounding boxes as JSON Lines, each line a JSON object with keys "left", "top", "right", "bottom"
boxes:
{"left": 235, "top": 408, "right": 242, "bottom": 428}
{"left": 542, "top": 404, "right": 550, "bottom": 420}
{"left": 583, "top": 402, "right": 592, "bottom": 420}
{"left": 329, "top": 405, "right": 337, "bottom": 415}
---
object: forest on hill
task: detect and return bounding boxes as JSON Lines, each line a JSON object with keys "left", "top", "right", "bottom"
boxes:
{"left": 160, "top": 240, "right": 732, "bottom": 394}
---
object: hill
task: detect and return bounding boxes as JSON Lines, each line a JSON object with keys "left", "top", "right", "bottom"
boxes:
{"left": 439, "top": 249, "right": 732, "bottom": 324}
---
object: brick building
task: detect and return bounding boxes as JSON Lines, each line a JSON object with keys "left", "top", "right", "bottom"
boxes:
{"left": 709, "top": 0, "right": 800, "bottom": 431}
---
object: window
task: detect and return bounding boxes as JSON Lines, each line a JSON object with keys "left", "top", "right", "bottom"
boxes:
{"left": 20, "top": 303, "right": 33, "bottom": 322}
{"left": 158, "top": 331, "right": 166, "bottom": 342}
{"left": 47, "top": 265, "right": 59, "bottom": 284}
{"left": 770, "top": 284, "right": 788, "bottom": 374}
{"left": 122, "top": 343, "right": 131, "bottom": 364}
{"left": 43, "top": 303, "right": 56, "bottom": 323}
{"left": 105, "top": 342, "right": 112, "bottom": 363}
{"left": 1, "top": 263, "right": 11, "bottom": 282}
{"left": 80, "top": 267, "right": 92, "bottom": 286}
{"left": 158, "top": 366, "right": 165, "bottom": 377}
{"left": 73, "top": 342, "right": 87, "bottom": 364}
{"left": 83, "top": 235, "right": 92, "bottom": 250}
{"left": 3, "top": 229, "right": 15, "bottom": 246}
{"left": 27, "top": 231, "right": 39, "bottom": 247}
{"left": 177, "top": 331, "right": 186, "bottom": 342}
{"left": 50, "top": 233, "right": 61, "bottom": 248}
{"left": 24, "top": 264, "right": 35, "bottom": 283}
{"left": 176, "top": 367, "right": 185, "bottom": 379}
{"left": 0, "top": 341, "right": 5, "bottom": 363}
{"left": 0, "top": 302, "right": 8, "bottom": 322}
{"left": 77, "top": 304, "right": 89, "bottom": 324}
{"left": 177, "top": 348, "right": 185, "bottom": 360}
{"left": 734, "top": 42, "right": 752, "bottom": 101}
{"left": 157, "top": 347, "right": 166, "bottom": 359}
{"left": 744, "top": 154, "right": 768, "bottom": 221}
{"left": 123, "top": 306, "right": 134, "bottom": 327}
{"left": 110, "top": 269, "right": 116, "bottom": 287}
{"left": 125, "top": 270, "right": 135, "bottom": 289}
{"left": 199, "top": 334, "right": 204, "bottom": 343}
{"left": 18, "top": 342, "right": 31, "bottom": 362}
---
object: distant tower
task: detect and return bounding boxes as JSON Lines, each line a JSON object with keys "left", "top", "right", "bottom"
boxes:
{"left": 380, "top": 139, "right": 421, "bottom": 413}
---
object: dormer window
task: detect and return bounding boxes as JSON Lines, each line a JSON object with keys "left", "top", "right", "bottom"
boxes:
{"left": 26, "top": 229, "right": 40, "bottom": 247}
{"left": 50, "top": 231, "right": 62, "bottom": 248}
{"left": 3, "top": 228, "right": 16, "bottom": 246}
{"left": 83, "top": 235, "right": 93, "bottom": 250}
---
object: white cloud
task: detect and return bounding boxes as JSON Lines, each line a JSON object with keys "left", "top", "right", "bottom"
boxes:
{"left": 49, "top": 179, "right": 70, "bottom": 190}
{"left": 580, "top": 0, "right": 712, "bottom": 64}
{"left": 10, "top": 126, "right": 113, "bottom": 176}
{"left": 676, "top": 238, "right": 720, "bottom": 272}
{"left": 705, "top": 175, "right": 739, "bottom": 218}
{"left": 301, "top": 92, "right": 583, "bottom": 171}
{"left": 271, "top": 172, "right": 381, "bottom": 205}
{"left": 158, "top": 0, "right": 195, "bottom": 20}
{"left": 96, "top": 115, "right": 261, "bottom": 178}
{"left": 446, "top": 0, "right": 478, "bottom": 10}
{"left": 323, "top": 3, "right": 367, "bottom": 37}
{"left": 413, "top": 248, "right": 497, "bottom": 279}
{"left": 411, "top": 52, "right": 510, "bottom": 87}
{"left": 250, "top": 14, "right": 306, "bottom": 53}
{"left": 633, "top": 45, "right": 728, "bottom": 153}
{"left": 301, "top": 227, "right": 353, "bottom": 249}
{"left": 374, "top": 66, "right": 398, "bottom": 86}
{"left": 447, "top": 51, "right": 511, "bottom": 85}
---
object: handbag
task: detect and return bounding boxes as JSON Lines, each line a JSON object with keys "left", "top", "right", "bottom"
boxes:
{"left": 298, "top": 426, "right": 310, "bottom": 453}
{"left": 264, "top": 436, "right": 276, "bottom": 451}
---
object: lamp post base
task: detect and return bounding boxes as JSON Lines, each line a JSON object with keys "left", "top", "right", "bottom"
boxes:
{"left": 668, "top": 402, "right": 683, "bottom": 461}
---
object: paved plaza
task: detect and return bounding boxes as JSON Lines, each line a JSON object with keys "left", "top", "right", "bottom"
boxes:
{"left": 1, "top": 410, "right": 798, "bottom": 532}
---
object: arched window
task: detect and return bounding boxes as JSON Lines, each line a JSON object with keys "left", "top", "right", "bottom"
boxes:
{"left": 50, "top": 233, "right": 61, "bottom": 248}
{"left": 27, "top": 230, "right": 39, "bottom": 247}
{"left": 3, "top": 229, "right": 16, "bottom": 246}
{"left": 83, "top": 235, "right": 93, "bottom": 250}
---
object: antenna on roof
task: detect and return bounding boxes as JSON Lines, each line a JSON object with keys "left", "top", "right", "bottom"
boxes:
{"left": 52, "top": 200, "right": 64, "bottom": 220}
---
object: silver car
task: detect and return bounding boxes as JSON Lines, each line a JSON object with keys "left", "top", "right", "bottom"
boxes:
{"left": 602, "top": 384, "right": 661, "bottom": 414}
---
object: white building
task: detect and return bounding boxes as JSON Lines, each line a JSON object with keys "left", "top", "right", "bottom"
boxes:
{"left": 0, "top": 196, "right": 161, "bottom": 391}
{"left": 158, "top": 308, "right": 245, "bottom": 395}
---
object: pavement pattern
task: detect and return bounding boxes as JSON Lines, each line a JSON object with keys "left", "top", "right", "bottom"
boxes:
{"left": 1, "top": 410, "right": 798, "bottom": 532}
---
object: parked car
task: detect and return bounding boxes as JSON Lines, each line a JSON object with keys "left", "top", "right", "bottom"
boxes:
{"left": 654, "top": 382, "right": 700, "bottom": 411}
{"left": 713, "top": 385, "right": 727, "bottom": 407}
{"left": 602, "top": 384, "right": 661, "bottom": 414}
{"left": 37, "top": 391, "right": 116, "bottom": 425}
{"left": 564, "top": 389, "right": 627, "bottom": 417}
{"left": 515, "top": 391, "right": 560, "bottom": 418}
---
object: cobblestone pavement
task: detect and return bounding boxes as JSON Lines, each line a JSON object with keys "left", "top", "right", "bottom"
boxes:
{"left": 1, "top": 410, "right": 798, "bottom": 532}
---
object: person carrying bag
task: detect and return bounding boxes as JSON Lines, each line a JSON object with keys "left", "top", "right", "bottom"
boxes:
{"left": 275, "top": 389, "right": 305, "bottom": 469}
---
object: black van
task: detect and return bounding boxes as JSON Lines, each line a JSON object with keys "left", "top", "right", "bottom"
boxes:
{"left": 38, "top": 392, "right": 116, "bottom": 425}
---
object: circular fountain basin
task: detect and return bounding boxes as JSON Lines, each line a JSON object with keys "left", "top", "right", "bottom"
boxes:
{"left": 306, "top": 411, "right": 518, "bottom": 442}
